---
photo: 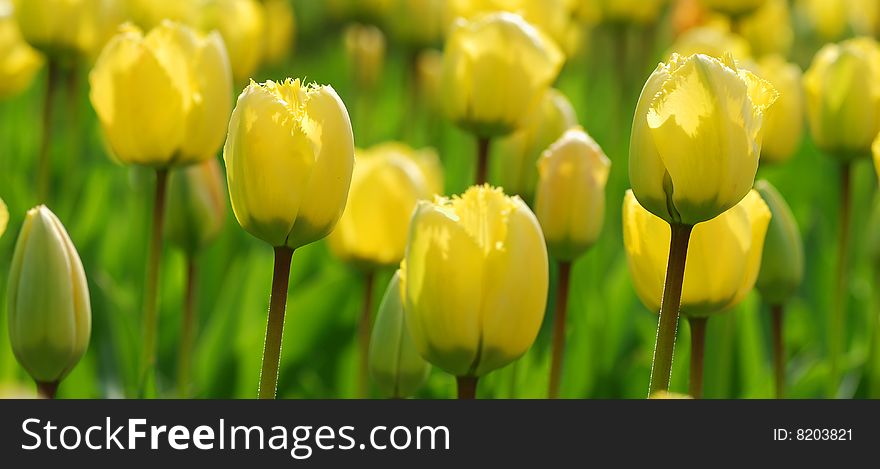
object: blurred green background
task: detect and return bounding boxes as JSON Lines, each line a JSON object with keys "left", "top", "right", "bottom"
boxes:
{"left": 1, "top": 0, "right": 880, "bottom": 399}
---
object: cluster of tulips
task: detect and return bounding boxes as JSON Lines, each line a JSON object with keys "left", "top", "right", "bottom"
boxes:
{"left": 2, "top": 0, "right": 880, "bottom": 400}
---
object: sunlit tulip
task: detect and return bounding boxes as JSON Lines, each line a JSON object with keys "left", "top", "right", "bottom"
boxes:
{"left": 629, "top": 53, "right": 776, "bottom": 226}
{"left": 623, "top": 189, "right": 771, "bottom": 317}
{"left": 803, "top": 37, "right": 880, "bottom": 159}
{"left": 700, "top": 0, "right": 766, "bottom": 17}
{"left": 389, "top": 0, "right": 445, "bottom": 49}
{"left": 224, "top": 78, "right": 355, "bottom": 250}
{"left": 739, "top": 0, "right": 792, "bottom": 58}
{"left": 329, "top": 143, "right": 441, "bottom": 267}
{"left": 199, "top": 0, "right": 265, "bottom": 84}
{"left": 7, "top": 206, "right": 90, "bottom": 394}
{"left": 754, "top": 180, "right": 803, "bottom": 306}
{"left": 597, "top": 0, "right": 668, "bottom": 25}
{"left": 369, "top": 271, "right": 431, "bottom": 398}
{"left": 0, "top": 3, "right": 42, "bottom": 98}
{"left": 447, "top": 0, "right": 575, "bottom": 49}
{"left": 13, "top": 0, "right": 122, "bottom": 58}
{"left": 90, "top": 21, "right": 233, "bottom": 167}
{"left": 402, "top": 185, "right": 549, "bottom": 393}
{"left": 756, "top": 56, "right": 803, "bottom": 164}
{"left": 165, "top": 158, "right": 227, "bottom": 255}
{"left": 344, "top": 23, "right": 386, "bottom": 91}
{"left": 535, "top": 128, "right": 610, "bottom": 261}
{"left": 494, "top": 88, "right": 578, "bottom": 200}
{"left": 262, "top": 0, "right": 296, "bottom": 65}
{"left": 666, "top": 25, "right": 751, "bottom": 60}
{"left": 442, "top": 12, "right": 564, "bottom": 138}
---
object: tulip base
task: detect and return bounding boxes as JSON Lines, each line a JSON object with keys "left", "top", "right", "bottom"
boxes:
{"left": 139, "top": 168, "right": 169, "bottom": 398}
{"left": 36, "top": 381, "right": 59, "bottom": 399}
{"left": 258, "top": 246, "right": 294, "bottom": 399}
{"left": 548, "top": 261, "right": 572, "bottom": 399}
{"left": 457, "top": 376, "right": 478, "bottom": 400}
{"left": 688, "top": 316, "right": 707, "bottom": 399}
{"left": 771, "top": 304, "right": 785, "bottom": 399}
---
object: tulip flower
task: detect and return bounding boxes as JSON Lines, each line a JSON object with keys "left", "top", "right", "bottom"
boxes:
{"left": 199, "top": 0, "right": 265, "bottom": 84}
{"left": 700, "top": 0, "right": 767, "bottom": 18}
{"left": 0, "top": 4, "right": 43, "bottom": 99}
{"left": 126, "top": 0, "right": 198, "bottom": 30}
{"left": 624, "top": 189, "right": 771, "bottom": 397}
{"left": 666, "top": 26, "right": 751, "bottom": 60}
{"left": 262, "top": 0, "right": 296, "bottom": 65}
{"left": 7, "top": 206, "right": 91, "bottom": 399}
{"left": 755, "top": 56, "right": 803, "bottom": 165}
{"left": 534, "top": 127, "right": 609, "bottom": 398}
{"left": 442, "top": 12, "right": 563, "bottom": 184}
{"left": 494, "top": 88, "right": 578, "bottom": 201}
{"left": 629, "top": 52, "right": 776, "bottom": 394}
{"left": 447, "top": 0, "right": 575, "bottom": 50}
{"left": 754, "top": 180, "right": 803, "bottom": 399}
{"left": 804, "top": 36, "right": 880, "bottom": 395}
{"left": 90, "top": 20, "right": 232, "bottom": 396}
{"left": 224, "top": 78, "right": 355, "bottom": 398}
{"left": 369, "top": 271, "right": 431, "bottom": 398}
{"left": 165, "top": 158, "right": 227, "bottom": 397}
{"left": 401, "top": 185, "right": 549, "bottom": 398}
{"left": 344, "top": 23, "right": 386, "bottom": 92}
{"left": 738, "top": 0, "right": 793, "bottom": 58}
{"left": 797, "top": 0, "right": 848, "bottom": 41}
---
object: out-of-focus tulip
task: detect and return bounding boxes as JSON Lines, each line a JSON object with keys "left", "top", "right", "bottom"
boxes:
{"left": 344, "top": 23, "right": 386, "bottom": 90}
{"left": 416, "top": 48, "right": 443, "bottom": 113}
{"left": 389, "top": 0, "right": 445, "bottom": 49}
{"left": 262, "top": 0, "right": 296, "bottom": 65}
{"left": 370, "top": 142, "right": 444, "bottom": 196}
{"left": 7, "top": 205, "right": 91, "bottom": 384}
{"left": 535, "top": 127, "right": 610, "bottom": 261}
{"left": 803, "top": 37, "right": 880, "bottom": 159}
{"left": 401, "top": 185, "right": 549, "bottom": 377}
{"left": 89, "top": 21, "right": 233, "bottom": 167}
{"left": 597, "top": 0, "right": 668, "bottom": 25}
{"left": 165, "top": 158, "right": 227, "bottom": 255}
{"left": 494, "top": 88, "right": 578, "bottom": 200}
{"left": 756, "top": 56, "right": 803, "bottom": 164}
{"left": 369, "top": 270, "right": 431, "bottom": 398}
{"left": 796, "top": 0, "right": 847, "bottom": 41}
{"left": 199, "top": 0, "right": 265, "bottom": 84}
{"left": 850, "top": 0, "right": 880, "bottom": 37}
{"left": 754, "top": 180, "right": 803, "bottom": 306}
{"left": 667, "top": 25, "right": 751, "bottom": 60}
{"left": 328, "top": 143, "right": 441, "bottom": 267}
{"left": 0, "top": 2, "right": 42, "bottom": 98}
{"left": 14, "top": 0, "right": 122, "bottom": 59}
{"left": 447, "top": 0, "right": 575, "bottom": 50}
{"left": 630, "top": 53, "right": 776, "bottom": 226}
{"left": 700, "top": 0, "right": 766, "bottom": 17}
{"left": 442, "top": 12, "right": 564, "bottom": 138}
{"left": 125, "top": 0, "right": 198, "bottom": 31}
{"left": 623, "top": 189, "right": 771, "bottom": 316}
{"left": 224, "top": 78, "right": 355, "bottom": 249}
{"left": 738, "top": 0, "right": 792, "bottom": 58}
{"left": 0, "top": 197, "right": 7, "bottom": 237}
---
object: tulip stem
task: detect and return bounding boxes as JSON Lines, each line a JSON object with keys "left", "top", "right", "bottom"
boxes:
{"left": 139, "top": 168, "right": 169, "bottom": 398}
{"left": 771, "top": 303, "right": 785, "bottom": 399}
{"left": 36, "top": 381, "right": 59, "bottom": 399}
{"left": 37, "top": 59, "right": 61, "bottom": 203}
{"left": 687, "top": 316, "right": 707, "bottom": 399}
{"left": 830, "top": 162, "right": 852, "bottom": 398}
{"left": 457, "top": 376, "right": 478, "bottom": 400}
{"left": 177, "top": 255, "right": 199, "bottom": 398}
{"left": 548, "top": 261, "right": 572, "bottom": 399}
{"left": 358, "top": 271, "right": 376, "bottom": 398}
{"left": 258, "top": 246, "right": 294, "bottom": 399}
{"left": 476, "top": 137, "right": 491, "bottom": 185}
{"left": 648, "top": 222, "right": 693, "bottom": 397}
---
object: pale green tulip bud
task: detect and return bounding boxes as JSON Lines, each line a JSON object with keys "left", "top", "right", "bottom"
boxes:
{"left": 755, "top": 180, "right": 803, "bottom": 305}
{"left": 165, "top": 158, "right": 227, "bottom": 255}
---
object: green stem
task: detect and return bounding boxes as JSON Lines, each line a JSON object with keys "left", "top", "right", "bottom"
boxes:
{"left": 139, "top": 168, "right": 169, "bottom": 398}
{"left": 36, "top": 380, "right": 59, "bottom": 399}
{"left": 475, "top": 137, "right": 491, "bottom": 185}
{"left": 830, "top": 162, "right": 852, "bottom": 398}
{"left": 37, "top": 59, "right": 61, "bottom": 203}
{"left": 688, "top": 316, "right": 707, "bottom": 399}
{"left": 548, "top": 261, "right": 572, "bottom": 399}
{"left": 177, "top": 255, "right": 198, "bottom": 398}
{"left": 358, "top": 271, "right": 375, "bottom": 398}
{"left": 771, "top": 303, "right": 785, "bottom": 399}
{"left": 258, "top": 246, "right": 294, "bottom": 399}
{"left": 457, "top": 376, "right": 478, "bottom": 400}
{"left": 648, "top": 223, "right": 693, "bottom": 397}
{"left": 868, "top": 269, "right": 880, "bottom": 398}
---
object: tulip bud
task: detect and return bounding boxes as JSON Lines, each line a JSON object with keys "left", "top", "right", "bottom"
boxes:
{"left": 623, "top": 189, "right": 771, "bottom": 316}
{"left": 199, "top": 0, "right": 265, "bottom": 84}
{"left": 13, "top": 0, "right": 122, "bottom": 58}
{"left": 629, "top": 53, "right": 777, "bottom": 226}
{"left": 0, "top": 2, "right": 43, "bottom": 99}
{"left": 402, "top": 185, "right": 549, "bottom": 377}
{"left": 7, "top": 206, "right": 91, "bottom": 384}
{"left": 328, "top": 143, "right": 442, "bottom": 268}
{"left": 89, "top": 21, "right": 233, "bottom": 167}
{"left": 666, "top": 26, "right": 751, "bottom": 60}
{"left": 700, "top": 0, "right": 767, "bottom": 17}
{"left": 447, "top": 0, "right": 574, "bottom": 51}
{"left": 739, "top": 0, "right": 793, "bottom": 57}
{"left": 344, "top": 23, "right": 386, "bottom": 91}
{"left": 224, "top": 78, "right": 355, "bottom": 249}
{"left": 803, "top": 37, "right": 880, "bottom": 159}
{"left": 442, "top": 12, "right": 564, "bottom": 138}
{"left": 369, "top": 270, "right": 431, "bottom": 398}
{"left": 165, "top": 158, "right": 227, "bottom": 255}
{"left": 262, "top": 0, "right": 296, "bottom": 65}
{"left": 0, "top": 197, "right": 7, "bottom": 237}
{"left": 494, "top": 88, "right": 578, "bottom": 200}
{"left": 755, "top": 56, "right": 804, "bottom": 164}
{"left": 535, "top": 127, "right": 611, "bottom": 261}
{"left": 754, "top": 180, "right": 803, "bottom": 306}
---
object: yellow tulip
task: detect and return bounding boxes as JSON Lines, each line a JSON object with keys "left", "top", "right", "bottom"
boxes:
{"left": 224, "top": 78, "right": 355, "bottom": 249}
{"left": 738, "top": 0, "right": 792, "bottom": 58}
{"left": 629, "top": 53, "right": 777, "bottom": 226}
{"left": 803, "top": 37, "right": 880, "bottom": 159}
{"left": 796, "top": 0, "right": 847, "bottom": 41}
{"left": 89, "top": 21, "right": 233, "bottom": 167}
{"left": 401, "top": 185, "right": 549, "bottom": 377}
{"left": 199, "top": 0, "right": 265, "bottom": 84}
{"left": 494, "top": 88, "right": 578, "bottom": 200}
{"left": 756, "top": 55, "right": 804, "bottom": 164}
{"left": 700, "top": 0, "right": 766, "bottom": 17}
{"left": 7, "top": 205, "right": 91, "bottom": 384}
{"left": 754, "top": 180, "right": 803, "bottom": 306}
{"left": 165, "top": 158, "right": 227, "bottom": 255}
{"left": 369, "top": 270, "right": 431, "bottom": 398}
{"left": 442, "top": 12, "right": 564, "bottom": 138}
{"left": 13, "top": 0, "right": 122, "bottom": 57}
{"left": 416, "top": 48, "right": 443, "bottom": 114}
{"left": 0, "top": 2, "right": 43, "bottom": 98}
{"left": 0, "top": 197, "right": 7, "bottom": 237}
{"left": 125, "top": 0, "right": 198, "bottom": 31}
{"left": 328, "top": 143, "right": 442, "bottom": 267}
{"left": 667, "top": 25, "right": 751, "bottom": 60}
{"left": 389, "top": 0, "right": 445, "bottom": 48}
{"left": 623, "top": 189, "right": 771, "bottom": 316}
{"left": 344, "top": 23, "right": 386, "bottom": 90}
{"left": 262, "top": 0, "right": 296, "bottom": 65}
{"left": 447, "top": 0, "right": 575, "bottom": 49}
{"left": 597, "top": 0, "right": 668, "bottom": 25}
{"left": 535, "top": 127, "right": 611, "bottom": 261}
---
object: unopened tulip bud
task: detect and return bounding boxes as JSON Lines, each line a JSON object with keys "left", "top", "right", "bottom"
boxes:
{"left": 535, "top": 127, "right": 610, "bottom": 261}
{"left": 165, "top": 158, "right": 227, "bottom": 255}
{"left": 199, "top": 0, "right": 265, "bottom": 84}
{"left": 0, "top": 3, "right": 43, "bottom": 99}
{"left": 756, "top": 56, "right": 804, "bottom": 164}
{"left": 7, "top": 206, "right": 91, "bottom": 385}
{"left": 369, "top": 270, "right": 431, "bottom": 398}
{"left": 344, "top": 23, "right": 386, "bottom": 90}
{"left": 754, "top": 180, "right": 803, "bottom": 306}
